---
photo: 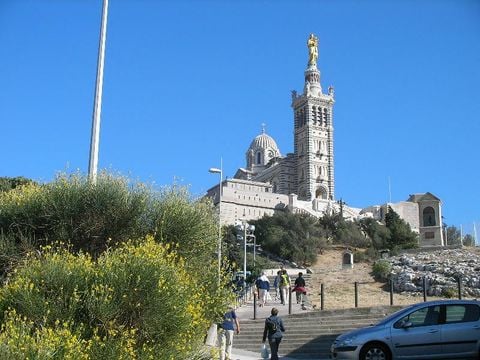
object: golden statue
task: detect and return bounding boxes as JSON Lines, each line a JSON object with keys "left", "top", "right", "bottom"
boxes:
{"left": 307, "top": 33, "right": 319, "bottom": 66}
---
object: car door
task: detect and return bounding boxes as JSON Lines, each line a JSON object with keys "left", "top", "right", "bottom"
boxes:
{"left": 441, "top": 303, "right": 480, "bottom": 358}
{"left": 390, "top": 305, "right": 442, "bottom": 359}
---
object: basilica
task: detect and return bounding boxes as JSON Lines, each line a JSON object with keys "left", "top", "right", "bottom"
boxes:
{"left": 206, "top": 34, "right": 444, "bottom": 247}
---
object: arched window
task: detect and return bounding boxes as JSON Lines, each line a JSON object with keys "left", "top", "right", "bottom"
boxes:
{"left": 316, "top": 187, "right": 327, "bottom": 200}
{"left": 423, "top": 207, "right": 436, "bottom": 226}
{"left": 256, "top": 152, "right": 262, "bottom": 165}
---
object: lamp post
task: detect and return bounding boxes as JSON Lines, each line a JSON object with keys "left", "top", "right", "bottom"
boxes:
{"left": 209, "top": 159, "right": 222, "bottom": 284}
{"left": 243, "top": 220, "right": 247, "bottom": 282}
{"left": 235, "top": 218, "right": 255, "bottom": 282}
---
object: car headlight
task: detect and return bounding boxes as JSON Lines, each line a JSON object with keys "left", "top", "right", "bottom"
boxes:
{"left": 337, "top": 336, "right": 357, "bottom": 347}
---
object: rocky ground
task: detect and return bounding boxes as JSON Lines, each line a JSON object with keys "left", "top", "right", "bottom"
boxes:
{"left": 306, "top": 248, "right": 480, "bottom": 310}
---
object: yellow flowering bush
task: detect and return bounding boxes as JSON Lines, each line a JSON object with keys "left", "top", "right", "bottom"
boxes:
{"left": 0, "top": 172, "right": 234, "bottom": 358}
{"left": 0, "top": 238, "right": 232, "bottom": 359}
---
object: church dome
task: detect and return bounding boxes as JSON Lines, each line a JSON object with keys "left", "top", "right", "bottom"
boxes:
{"left": 248, "top": 132, "right": 280, "bottom": 155}
{"left": 246, "top": 129, "right": 281, "bottom": 172}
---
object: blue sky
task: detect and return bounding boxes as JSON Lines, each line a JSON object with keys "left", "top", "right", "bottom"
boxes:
{"left": 1, "top": 0, "right": 479, "bottom": 234}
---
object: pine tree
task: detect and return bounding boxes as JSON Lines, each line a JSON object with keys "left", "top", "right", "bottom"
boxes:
{"left": 385, "top": 206, "right": 418, "bottom": 249}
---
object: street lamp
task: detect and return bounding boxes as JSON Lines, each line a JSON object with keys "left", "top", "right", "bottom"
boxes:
{"left": 235, "top": 219, "right": 255, "bottom": 282}
{"left": 209, "top": 160, "right": 222, "bottom": 284}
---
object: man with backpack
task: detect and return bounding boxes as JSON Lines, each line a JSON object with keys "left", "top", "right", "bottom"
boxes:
{"left": 262, "top": 307, "right": 285, "bottom": 360}
{"left": 279, "top": 269, "right": 290, "bottom": 305}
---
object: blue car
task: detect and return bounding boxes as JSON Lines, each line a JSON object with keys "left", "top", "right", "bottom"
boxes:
{"left": 331, "top": 299, "right": 480, "bottom": 360}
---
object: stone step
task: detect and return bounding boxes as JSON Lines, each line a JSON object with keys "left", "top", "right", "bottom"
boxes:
{"left": 234, "top": 305, "right": 403, "bottom": 358}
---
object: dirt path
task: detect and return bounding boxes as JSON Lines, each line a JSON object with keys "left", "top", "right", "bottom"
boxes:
{"left": 307, "top": 250, "right": 429, "bottom": 310}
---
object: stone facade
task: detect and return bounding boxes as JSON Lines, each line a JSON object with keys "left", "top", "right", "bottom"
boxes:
{"left": 408, "top": 193, "right": 444, "bottom": 246}
{"left": 233, "top": 35, "right": 334, "bottom": 202}
{"left": 206, "top": 178, "right": 289, "bottom": 225}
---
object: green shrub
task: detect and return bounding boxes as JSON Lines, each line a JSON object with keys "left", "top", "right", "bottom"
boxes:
{"left": 371, "top": 260, "right": 392, "bottom": 282}
{"left": 0, "top": 238, "right": 231, "bottom": 359}
{"left": 0, "top": 172, "right": 153, "bottom": 255}
{"left": 353, "top": 250, "right": 366, "bottom": 263}
{"left": 442, "top": 287, "right": 457, "bottom": 299}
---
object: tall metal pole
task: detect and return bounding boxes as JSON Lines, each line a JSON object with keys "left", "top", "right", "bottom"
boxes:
{"left": 88, "top": 0, "right": 109, "bottom": 183}
{"left": 243, "top": 220, "right": 247, "bottom": 282}
{"left": 208, "top": 162, "right": 223, "bottom": 285}
{"left": 218, "top": 159, "right": 223, "bottom": 284}
{"left": 253, "top": 235, "right": 256, "bottom": 267}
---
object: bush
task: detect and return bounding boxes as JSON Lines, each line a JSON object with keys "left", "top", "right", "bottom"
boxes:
{"left": 0, "top": 172, "right": 153, "bottom": 255}
{"left": 371, "top": 260, "right": 392, "bottom": 282}
{"left": 353, "top": 250, "right": 367, "bottom": 263}
{"left": 442, "top": 287, "right": 457, "bottom": 299}
{"left": 0, "top": 173, "right": 220, "bottom": 280}
{"left": 0, "top": 238, "right": 231, "bottom": 359}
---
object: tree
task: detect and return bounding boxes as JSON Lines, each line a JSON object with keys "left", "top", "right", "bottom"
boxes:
{"left": 446, "top": 225, "right": 462, "bottom": 245}
{"left": 463, "top": 234, "right": 475, "bottom": 247}
{"left": 0, "top": 177, "right": 36, "bottom": 192}
{"left": 253, "top": 211, "right": 327, "bottom": 265}
{"left": 360, "top": 217, "right": 391, "bottom": 250}
{"left": 384, "top": 206, "right": 418, "bottom": 249}
{"left": 318, "top": 212, "right": 368, "bottom": 247}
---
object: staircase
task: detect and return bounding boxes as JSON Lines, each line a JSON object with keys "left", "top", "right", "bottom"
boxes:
{"left": 234, "top": 305, "right": 403, "bottom": 359}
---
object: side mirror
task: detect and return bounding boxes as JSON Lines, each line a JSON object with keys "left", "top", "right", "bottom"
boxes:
{"left": 401, "top": 321, "right": 413, "bottom": 329}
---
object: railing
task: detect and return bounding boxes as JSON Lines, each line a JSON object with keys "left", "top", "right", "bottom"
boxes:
{"left": 315, "top": 275, "right": 467, "bottom": 310}
{"left": 234, "top": 284, "right": 254, "bottom": 308}
{"left": 241, "top": 275, "right": 471, "bottom": 319}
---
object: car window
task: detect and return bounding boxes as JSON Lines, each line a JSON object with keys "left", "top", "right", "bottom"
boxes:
{"left": 445, "top": 304, "right": 480, "bottom": 324}
{"left": 394, "top": 305, "right": 441, "bottom": 328}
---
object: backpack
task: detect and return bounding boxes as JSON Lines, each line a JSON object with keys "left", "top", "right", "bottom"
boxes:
{"left": 266, "top": 317, "right": 277, "bottom": 333}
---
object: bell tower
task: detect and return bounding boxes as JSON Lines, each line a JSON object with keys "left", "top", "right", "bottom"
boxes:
{"left": 292, "top": 34, "right": 335, "bottom": 201}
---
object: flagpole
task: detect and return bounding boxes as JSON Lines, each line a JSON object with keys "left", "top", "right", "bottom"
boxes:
{"left": 474, "top": 222, "right": 478, "bottom": 247}
{"left": 88, "top": 0, "right": 109, "bottom": 183}
{"left": 460, "top": 225, "right": 463, "bottom": 246}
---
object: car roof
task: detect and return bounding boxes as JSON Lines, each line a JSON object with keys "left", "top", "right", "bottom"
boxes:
{"left": 411, "top": 299, "right": 479, "bottom": 307}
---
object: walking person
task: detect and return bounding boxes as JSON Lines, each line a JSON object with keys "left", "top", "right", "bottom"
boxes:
{"left": 255, "top": 272, "right": 270, "bottom": 307}
{"left": 293, "top": 272, "right": 306, "bottom": 305}
{"left": 262, "top": 307, "right": 285, "bottom": 360}
{"left": 279, "top": 269, "right": 290, "bottom": 305}
{"left": 218, "top": 306, "right": 240, "bottom": 360}
{"left": 273, "top": 270, "right": 281, "bottom": 302}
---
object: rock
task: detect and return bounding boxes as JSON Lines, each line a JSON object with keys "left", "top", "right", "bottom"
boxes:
{"left": 386, "top": 249, "right": 480, "bottom": 297}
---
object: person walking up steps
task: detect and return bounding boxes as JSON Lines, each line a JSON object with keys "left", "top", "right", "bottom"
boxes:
{"left": 293, "top": 272, "right": 306, "bottom": 306}
{"left": 279, "top": 269, "right": 290, "bottom": 305}
{"left": 262, "top": 307, "right": 285, "bottom": 360}
{"left": 218, "top": 306, "right": 240, "bottom": 360}
{"left": 255, "top": 272, "right": 270, "bottom": 307}
{"left": 273, "top": 270, "right": 281, "bottom": 302}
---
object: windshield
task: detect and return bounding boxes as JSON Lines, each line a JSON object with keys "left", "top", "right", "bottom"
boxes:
{"left": 375, "top": 305, "right": 416, "bottom": 326}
